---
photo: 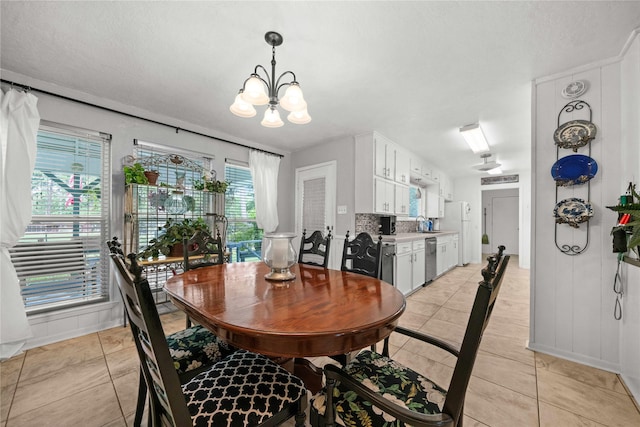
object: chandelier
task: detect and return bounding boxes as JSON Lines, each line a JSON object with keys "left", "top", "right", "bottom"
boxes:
{"left": 230, "top": 31, "right": 311, "bottom": 128}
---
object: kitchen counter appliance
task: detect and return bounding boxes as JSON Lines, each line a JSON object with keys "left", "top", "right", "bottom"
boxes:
{"left": 380, "top": 215, "right": 396, "bottom": 235}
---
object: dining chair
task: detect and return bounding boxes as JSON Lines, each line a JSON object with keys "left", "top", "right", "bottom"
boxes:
{"left": 113, "top": 250, "right": 308, "bottom": 427}
{"left": 183, "top": 230, "right": 225, "bottom": 327}
{"left": 108, "top": 238, "right": 237, "bottom": 427}
{"left": 340, "top": 231, "right": 383, "bottom": 279}
{"left": 298, "top": 229, "right": 332, "bottom": 267}
{"left": 311, "top": 246, "right": 509, "bottom": 427}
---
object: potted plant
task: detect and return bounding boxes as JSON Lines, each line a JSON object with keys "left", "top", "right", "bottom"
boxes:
{"left": 123, "top": 163, "right": 149, "bottom": 185}
{"left": 193, "top": 176, "right": 230, "bottom": 193}
{"left": 609, "top": 183, "right": 640, "bottom": 257}
{"left": 139, "top": 217, "right": 211, "bottom": 259}
{"left": 144, "top": 169, "right": 160, "bottom": 186}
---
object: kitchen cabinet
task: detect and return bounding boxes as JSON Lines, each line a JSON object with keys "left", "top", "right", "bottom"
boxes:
{"left": 373, "top": 133, "right": 396, "bottom": 180}
{"left": 395, "top": 184, "right": 409, "bottom": 216}
{"left": 426, "top": 187, "right": 440, "bottom": 218}
{"left": 395, "top": 242, "right": 413, "bottom": 296}
{"left": 441, "top": 175, "right": 454, "bottom": 201}
{"left": 394, "top": 148, "right": 410, "bottom": 185}
{"left": 412, "top": 239, "right": 425, "bottom": 289}
{"left": 436, "top": 234, "right": 458, "bottom": 276}
{"left": 375, "top": 177, "right": 395, "bottom": 214}
{"left": 394, "top": 239, "right": 425, "bottom": 296}
{"left": 438, "top": 196, "right": 445, "bottom": 218}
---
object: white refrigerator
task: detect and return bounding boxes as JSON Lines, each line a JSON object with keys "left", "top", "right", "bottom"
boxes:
{"left": 441, "top": 201, "right": 471, "bottom": 266}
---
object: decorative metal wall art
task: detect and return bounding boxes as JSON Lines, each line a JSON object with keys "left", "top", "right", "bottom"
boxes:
{"left": 553, "top": 100, "right": 597, "bottom": 255}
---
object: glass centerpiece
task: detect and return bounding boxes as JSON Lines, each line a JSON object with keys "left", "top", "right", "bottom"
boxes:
{"left": 262, "top": 233, "right": 297, "bottom": 281}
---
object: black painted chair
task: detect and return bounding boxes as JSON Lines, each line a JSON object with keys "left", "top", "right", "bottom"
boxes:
{"left": 183, "top": 230, "right": 225, "bottom": 271}
{"left": 298, "top": 229, "right": 332, "bottom": 267}
{"left": 108, "top": 238, "right": 236, "bottom": 427}
{"left": 112, "top": 249, "right": 308, "bottom": 427}
{"left": 311, "top": 246, "right": 510, "bottom": 427}
{"left": 183, "top": 230, "right": 225, "bottom": 327}
{"left": 340, "top": 231, "right": 383, "bottom": 279}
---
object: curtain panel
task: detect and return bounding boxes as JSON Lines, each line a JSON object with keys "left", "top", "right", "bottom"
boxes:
{"left": 248, "top": 150, "right": 280, "bottom": 233}
{"left": 0, "top": 89, "right": 40, "bottom": 359}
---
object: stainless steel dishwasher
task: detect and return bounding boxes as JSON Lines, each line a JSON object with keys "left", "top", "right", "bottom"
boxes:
{"left": 425, "top": 237, "right": 437, "bottom": 284}
{"left": 380, "top": 243, "right": 395, "bottom": 286}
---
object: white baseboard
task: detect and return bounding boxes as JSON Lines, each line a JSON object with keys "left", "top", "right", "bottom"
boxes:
{"left": 527, "top": 341, "right": 621, "bottom": 373}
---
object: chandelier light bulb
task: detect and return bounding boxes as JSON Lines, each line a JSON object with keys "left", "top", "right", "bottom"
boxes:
{"left": 280, "top": 82, "right": 306, "bottom": 112}
{"left": 231, "top": 32, "right": 309, "bottom": 127}
{"left": 242, "top": 75, "right": 269, "bottom": 105}
{"left": 287, "top": 108, "right": 311, "bottom": 125}
{"left": 229, "top": 91, "right": 257, "bottom": 118}
{"left": 261, "top": 106, "right": 284, "bottom": 128}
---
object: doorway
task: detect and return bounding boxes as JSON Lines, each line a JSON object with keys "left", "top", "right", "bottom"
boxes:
{"left": 294, "top": 161, "right": 337, "bottom": 259}
{"left": 482, "top": 188, "right": 519, "bottom": 255}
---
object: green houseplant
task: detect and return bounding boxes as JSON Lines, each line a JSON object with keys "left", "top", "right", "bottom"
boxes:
{"left": 123, "top": 163, "right": 149, "bottom": 185}
{"left": 193, "top": 177, "right": 230, "bottom": 193}
{"left": 139, "top": 217, "right": 210, "bottom": 259}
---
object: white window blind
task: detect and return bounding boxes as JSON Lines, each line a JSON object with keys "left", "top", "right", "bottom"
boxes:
{"left": 9, "top": 124, "right": 111, "bottom": 314}
{"left": 225, "top": 163, "right": 263, "bottom": 261}
{"left": 302, "top": 177, "right": 326, "bottom": 232}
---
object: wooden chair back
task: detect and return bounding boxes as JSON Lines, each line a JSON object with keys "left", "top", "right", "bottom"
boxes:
{"left": 443, "top": 245, "right": 509, "bottom": 422}
{"left": 340, "top": 231, "right": 383, "bottom": 278}
{"left": 298, "top": 229, "right": 332, "bottom": 267}
{"left": 183, "top": 230, "right": 224, "bottom": 271}
{"left": 109, "top": 252, "right": 193, "bottom": 426}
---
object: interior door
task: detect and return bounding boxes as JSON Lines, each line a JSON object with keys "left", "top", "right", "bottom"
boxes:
{"left": 295, "top": 161, "right": 337, "bottom": 262}
{"left": 492, "top": 196, "right": 519, "bottom": 255}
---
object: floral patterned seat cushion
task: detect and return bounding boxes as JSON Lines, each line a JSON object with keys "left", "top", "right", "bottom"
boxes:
{"left": 183, "top": 349, "right": 306, "bottom": 426}
{"left": 311, "top": 350, "right": 447, "bottom": 426}
{"left": 165, "top": 325, "right": 237, "bottom": 375}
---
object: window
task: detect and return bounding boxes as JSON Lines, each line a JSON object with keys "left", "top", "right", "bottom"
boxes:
{"left": 9, "top": 123, "right": 111, "bottom": 314}
{"left": 225, "top": 163, "right": 263, "bottom": 262}
{"left": 409, "top": 185, "right": 424, "bottom": 218}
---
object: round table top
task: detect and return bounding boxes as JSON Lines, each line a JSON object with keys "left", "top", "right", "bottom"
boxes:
{"left": 164, "top": 262, "right": 406, "bottom": 358}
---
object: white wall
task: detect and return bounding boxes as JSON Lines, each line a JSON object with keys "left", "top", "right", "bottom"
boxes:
{"left": 530, "top": 36, "right": 639, "bottom": 377}
{"left": 2, "top": 70, "right": 294, "bottom": 349}
{"left": 619, "top": 31, "right": 640, "bottom": 401}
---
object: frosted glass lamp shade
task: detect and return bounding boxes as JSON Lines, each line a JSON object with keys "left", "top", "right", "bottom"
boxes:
{"left": 261, "top": 107, "right": 284, "bottom": 128}
{"left": 287, "top": 108, "right": 312, "bottom": 125}
{"left": 279, "top": 83, "right": 306, "bottom": 112}
{"left": 241, "top": 75, "right": 269, "bottom": 105}
{"left": 229, "top": 92, "right": 257, "bottom": 118}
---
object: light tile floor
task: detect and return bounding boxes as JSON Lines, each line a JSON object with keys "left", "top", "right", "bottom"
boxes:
{"left": 2, "top": 257, "right": 639, "bottom": 426}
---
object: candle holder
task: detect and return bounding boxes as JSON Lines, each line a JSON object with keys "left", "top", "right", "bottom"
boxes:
{"left": 263, "top": 233, "right": 297, "bottom": 281}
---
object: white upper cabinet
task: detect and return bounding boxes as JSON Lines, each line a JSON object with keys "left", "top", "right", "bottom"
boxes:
{"left": 394, "top": 148, "right": 410, "bottom": 185}
{"left": 395, "top": 184, "right": 409, "bottom": 216}
{"left": 374, "top": 133, "right": 395, "bottom": 179}
{"left": 375, "top": 177, "right": 395, "bottom": 214}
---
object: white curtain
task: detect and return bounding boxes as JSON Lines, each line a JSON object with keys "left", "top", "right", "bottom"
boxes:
{"left": 249, "top": 150, "right": 280, "bottom": 233}
{"left": 0, "top": 89, "right": 40, "bottom": 360}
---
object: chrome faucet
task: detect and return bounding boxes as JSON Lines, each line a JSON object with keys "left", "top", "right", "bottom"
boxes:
{"left": 416, "top": 215, "right": 427, "bottom": 232}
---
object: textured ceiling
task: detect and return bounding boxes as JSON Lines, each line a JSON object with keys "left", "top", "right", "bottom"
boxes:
{"left": 2, "top": 1, "right": 640, "bottom": 177}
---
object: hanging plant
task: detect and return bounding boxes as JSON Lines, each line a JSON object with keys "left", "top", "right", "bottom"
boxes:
{"left": 609, "top": 183, "right": 640, "bottom": 256}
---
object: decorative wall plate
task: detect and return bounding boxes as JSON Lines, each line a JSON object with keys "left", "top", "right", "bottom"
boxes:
{"left": 553, "top": 120, "right": 597, "bottom": 151}
{"left": 551, "top": 154, "right": 598, "bottom": 186}
{"left": 561, "top": 80, "right": 587, "bottom": 99}
{"left": 554, "top": 198, "right": 593, "bottom": 228}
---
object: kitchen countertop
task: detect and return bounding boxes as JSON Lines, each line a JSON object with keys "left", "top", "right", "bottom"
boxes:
{"left": 381, "top": 231, "right": 458, "bottom": 243}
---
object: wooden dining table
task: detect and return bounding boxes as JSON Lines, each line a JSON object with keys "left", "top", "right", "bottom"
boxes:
{"left": 164, "top": 262, "right": 406, "bottom": 391}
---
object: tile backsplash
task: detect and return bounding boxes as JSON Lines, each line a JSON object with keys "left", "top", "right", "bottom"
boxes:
{"left": 354, "top": 214, "right": 420, "bottom": 235}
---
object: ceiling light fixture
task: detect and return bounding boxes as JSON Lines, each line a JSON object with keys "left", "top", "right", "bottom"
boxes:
{"left": 473, "top": 153, "right": 502, "bottom": 172}
{"left": 487, "top": 167, "right": 503, "bottom": 175}
{"left": 230, "top": 31, "right": 311, "bottom": 127}
{"left": 460, "top": 123, "right": 490, "bottom": 153}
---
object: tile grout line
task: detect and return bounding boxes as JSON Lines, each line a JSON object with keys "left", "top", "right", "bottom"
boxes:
{"left": 2, "top": 352, "right": 27, "bottom": 426}
{"left": 96, "top": 330, "right": 128, "bottom": 425}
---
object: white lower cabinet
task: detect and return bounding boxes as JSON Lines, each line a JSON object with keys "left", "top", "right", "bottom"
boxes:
{"left": 394, "top": 239, "right": 425, "bottom": 296}
{"left": 412, "top": 240, "right": 425, "bottom": 289}
{"left": 395, "top": 243, "right": 413, "bottom": 296}
{"left": 436, "top": 234, "right": 457, "bottom": 276}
